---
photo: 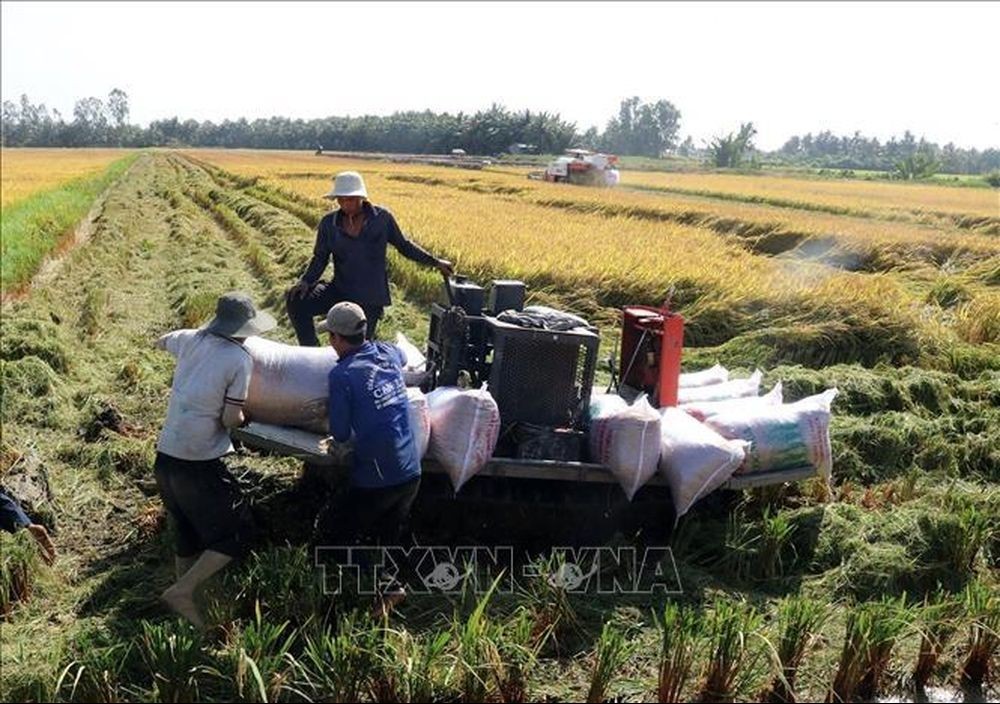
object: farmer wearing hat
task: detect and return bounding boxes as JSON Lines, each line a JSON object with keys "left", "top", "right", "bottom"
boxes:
{"left": 153, "top": 292, "right": 276, "bottom": 628}
{"left": 286, "top": 171, "right": 453, "bottom": 346}
{"left": 314, "top": 301, "right": 421, "bottom": 615}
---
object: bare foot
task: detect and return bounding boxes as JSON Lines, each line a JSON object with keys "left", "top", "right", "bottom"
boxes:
{"left": 371, "top": 588, "right": 406, "bottom": 620}
{"left": 161, "top": 586, "right": 204, "bottom": 629}
{"left": 26, "top": 524, "right": 56, "bottom": 565}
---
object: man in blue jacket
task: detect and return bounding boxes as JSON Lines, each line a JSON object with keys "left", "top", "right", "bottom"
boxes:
{"left": 314, "top": 302, "right": 421, "bottom": 614}
{"left": 286, "top": 171, "right": 452, "bottom": 345}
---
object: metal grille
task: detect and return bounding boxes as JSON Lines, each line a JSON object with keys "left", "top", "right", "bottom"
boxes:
{"left": 486, "top": 319, "right": 599, "bottom": 429}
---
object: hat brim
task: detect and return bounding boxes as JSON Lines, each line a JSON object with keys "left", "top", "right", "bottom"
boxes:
{"left": 316, "top": 318, "right": 367, "bottom": 336}
{"left": 203, "top": 309, "right": 278, "bottom": 338}
{"left": 322, "top": 187, "right": 368, "bottom": 199}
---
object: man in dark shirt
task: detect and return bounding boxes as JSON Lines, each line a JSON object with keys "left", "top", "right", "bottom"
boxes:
{"left": 313, "top": 302, "right": 421, "bottom": 615}
{"left": 286, "top": 171, "right": 453, "bottom": 346}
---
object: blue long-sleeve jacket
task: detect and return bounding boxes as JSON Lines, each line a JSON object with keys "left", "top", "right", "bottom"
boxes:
{"left": 328, "top": 341, "right": 421, "bottom": 488}
{"left": 300, "top": 202, "right": 439, "bottom": 307}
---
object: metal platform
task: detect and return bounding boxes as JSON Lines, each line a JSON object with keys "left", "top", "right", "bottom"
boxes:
{"left": 232, "top": 422, "right": 818, "bottom": 491}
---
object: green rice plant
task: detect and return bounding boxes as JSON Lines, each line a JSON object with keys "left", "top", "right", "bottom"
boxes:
{"left": 912, "top": 591, "right": 962, "bottom": 689}
{"left": 286, "top": 611, "right": 379, "bottom": 702}
{"left": 221, "top": 601, "right": 298, "bottom": 702}
{"left": 724, "top": 511, "right": 759, "bottom": 583}
{"left": 55, "top": 642, "right": 135, "bottom": 703}
{"left": 829, "top": 596, "right": 909, "bottom": 702}
{"left": 0, "top": 530, "right": 41, "bottom": 618}
{"left": 918, "top": 505, "right": 990, "bottom": 578}
{"left": 960, "top": 579, "right": 1000, "bottom": 687}
{"left": 487, "top": 606, "right": 549, "bottom": 703}
{"left": 656, "top": 602, "right": 702, "bottom": 703}
{"left": 724, "top": 508, "right": 797, "bottom": 581}
{"left": 857, "top": 595, "right": 911, "bottom": 700}
{"left": 455, "top": 575, "right": 504, "bottom": 703}
{"left": 369, "top": 626, "right": 453, "bottom": 703}
{"left": 764, "top": 596, "right": 830, "bottom": 703}
{"left": 698, "top": 598, "right": 764, "bottom": 703}
{"left": 829, "top": 604, "right": 870, "bottom": 703}
{"left": 758, "top": 509, "right": 798, "bottom": 580}
{"left": 517, "top": 552, "right": 581, "bottom": 654}
{"left": 138, "top": 620, "right": 204, "bottom": 703}
{"left": 585, "top": 620, "right": 636, "bottom": 704}
{"left": 226, "top": 546, "right": 321, "bottom": 627}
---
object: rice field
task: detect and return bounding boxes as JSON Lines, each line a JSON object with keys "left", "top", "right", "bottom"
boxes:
{"left": 188, "top": 149, "right": 1000, "bottom": 356}
{"left": 624, "top": 169, "right": 1000, "bottom": 221}
{"left": 1, "top": 149, "right": 137, "bottom": 295}
{"left": 0, "top": 148, "right": 997, "bottom": 702}
{"left": 1, "top": 148, "right": 132, "bottom": 207}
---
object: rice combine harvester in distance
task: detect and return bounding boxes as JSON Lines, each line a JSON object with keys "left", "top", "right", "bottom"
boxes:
{"left": 537, "top": 149, "right": 621, "bottom": 187}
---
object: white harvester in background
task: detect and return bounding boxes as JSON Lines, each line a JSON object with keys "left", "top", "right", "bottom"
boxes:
{"left": 538, "top": 149, "right": 621, "bottom": 187}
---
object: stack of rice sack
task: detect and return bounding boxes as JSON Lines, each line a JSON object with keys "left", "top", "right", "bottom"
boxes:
{"left": 669, "top": 364, "right": 836, "bottom": 516}
{"left": 587, "top": 363, "right": 837, "bottom": 519}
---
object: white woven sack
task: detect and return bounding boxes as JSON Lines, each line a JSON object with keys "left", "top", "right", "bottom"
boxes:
{"left": 426, "top": 387, "right": 501, "bottom": 492}
{"left": 677, "top": 370, "right": 762, "bottom": 405}
{"left": 244, "top": 336, "right": 339, "bottom": 433}
{"left": 658, "top": 408, "right": 748, "bottom": 519}
{"left": 679, "top": 363, "right": 729, "bottom": 388}
{"left": 591, "top": 396, "right": 661, "bottom": 501}
{"left": 406, "top": 387, "right": 431, "bottom": 459}
{"left": 680, "top": 382, "right": 783, "bottom": 422}
{"left": 705, "top": 389, "right": 838, "bottom": 481}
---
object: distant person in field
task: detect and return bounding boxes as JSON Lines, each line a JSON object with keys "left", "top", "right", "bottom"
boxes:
{"left": 0, "top": 489, "right": 56, "bottom": 565}
{"left": 286, "top": 170, "right": 453, "bottom": 346}
{"left": 154, "top": 292, "right": 276, "bottom": 629}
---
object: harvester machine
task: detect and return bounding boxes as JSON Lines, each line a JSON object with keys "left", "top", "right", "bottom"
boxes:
{"left": 534, "top": 149, "right": 621, "bottom": 187}
{"left": 234, "top": 275, "right": 819, "bottom": 546}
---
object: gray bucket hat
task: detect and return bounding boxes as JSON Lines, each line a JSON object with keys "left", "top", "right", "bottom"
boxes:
{"left": 202, "top": 292, "right": 277, "bottom": 338}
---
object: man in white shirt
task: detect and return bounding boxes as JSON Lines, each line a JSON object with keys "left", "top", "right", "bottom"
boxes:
{"left": 154, "top": 292, "right": 276, "bottom": 628}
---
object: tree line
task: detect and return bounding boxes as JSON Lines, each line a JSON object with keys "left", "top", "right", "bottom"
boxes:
{"left": 776, "top": 130, "right": 1000, "bottom": 175}
{"left": 2, "top": 89, "right": 997, "bottom": 175}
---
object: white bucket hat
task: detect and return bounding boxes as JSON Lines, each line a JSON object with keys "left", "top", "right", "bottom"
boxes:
{"left": 323, "top": 171, "right": 368, "bottom": 199}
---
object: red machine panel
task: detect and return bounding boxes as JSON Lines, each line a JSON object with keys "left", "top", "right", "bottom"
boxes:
{"left": 619, "top": 305, "right": 684, "bottom": 407}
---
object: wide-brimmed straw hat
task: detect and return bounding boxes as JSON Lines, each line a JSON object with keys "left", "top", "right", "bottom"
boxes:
{"left": 202, "top": 292, "right": 277, "bottom": 338}
{"left": 323, "top": 171, "right": 368, "bottom": 199}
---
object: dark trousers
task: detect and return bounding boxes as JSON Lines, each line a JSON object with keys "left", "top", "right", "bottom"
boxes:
{"left": 154, "top": 452, "right": 254, "bottom": 558}
{"left": 286, "top": 281, "right": 383, "bottom": 346}
{"left": 313, "top": 476, "right": 420, "bottom": 549}
{"left": 0, "top": 490, "right": 31, "bottom": 534}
